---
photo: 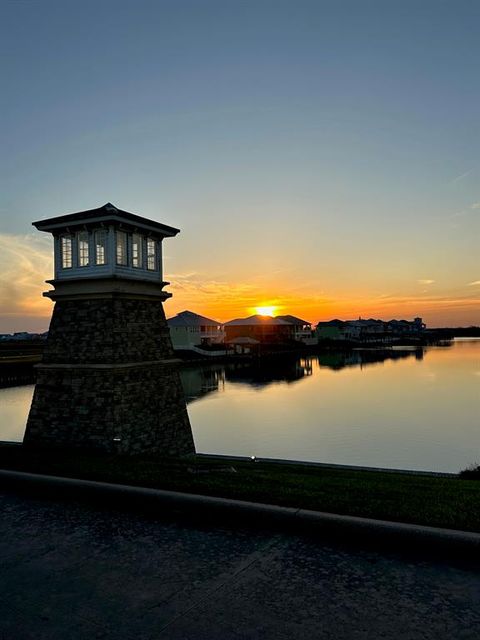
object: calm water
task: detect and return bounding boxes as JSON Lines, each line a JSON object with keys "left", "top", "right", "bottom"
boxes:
{"left": 1, "top": 339, "right": 479, "bottom": 472}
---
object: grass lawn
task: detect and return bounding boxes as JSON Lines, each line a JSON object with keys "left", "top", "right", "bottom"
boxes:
{"left": 0, "top": 444, "right": 479, "bottom": 533}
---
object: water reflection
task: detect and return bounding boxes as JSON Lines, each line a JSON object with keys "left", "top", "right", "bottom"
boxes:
{"left": 181, "top": 365, "right": 226, "bottom": 403}
{"left": 1, "top": 340, "right": 479, "bottom": 473}
{"left": 181, "top": 348, "right": 425, "bottom": 401}
{"left": 185, "top": 340, "right": 479, "bottom": 472}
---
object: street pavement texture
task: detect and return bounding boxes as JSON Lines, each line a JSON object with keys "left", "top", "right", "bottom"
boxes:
{"left": 0, "top": 491, "right": 479, "bottom": 640}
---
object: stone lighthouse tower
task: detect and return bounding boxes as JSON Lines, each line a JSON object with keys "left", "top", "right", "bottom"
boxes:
{"left": 24, "top": 203, "right": 195, "bottom": 456}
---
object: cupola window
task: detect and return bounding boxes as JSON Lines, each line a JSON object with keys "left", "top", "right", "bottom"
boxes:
{"left": 78, "top": 231, "right": 89, "bottom": 267}
{"left": 95, "top": 230, "right": 107, "bottom": 265}
{"left": 60, "top": 235, "right": 73, "bottom": 269}
{"left": 147, "top": 238, "right": 156, "bottom": 270}
{"left": 116, "top": 231, "right": 127, "bottom": 266}
{"left": 132, "top": 233, "right": 143, "bottom": 268}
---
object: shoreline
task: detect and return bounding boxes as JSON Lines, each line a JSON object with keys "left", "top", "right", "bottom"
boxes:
{"left": 0, "top": 445, "right": 478, "bottom": 536}
{"left": 2, "top": 333, "right": 479, "bottom": 370}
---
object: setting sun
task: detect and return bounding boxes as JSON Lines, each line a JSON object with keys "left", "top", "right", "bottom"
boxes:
{"left": 254, "top": 306, "right": 277, "bottom": 317}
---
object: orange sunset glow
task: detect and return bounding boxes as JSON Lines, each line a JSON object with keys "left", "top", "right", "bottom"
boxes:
{"left": 1, "top": 2, "right": 479, "bottom": 333}
{"left": 253, "top": 306, "right": 278, "bottom": 317}
{"left": 0, "top": 236, "right": 479, "bottom": 334}
{"left": 161, "top": 269, "right": 480, "bottom": 329}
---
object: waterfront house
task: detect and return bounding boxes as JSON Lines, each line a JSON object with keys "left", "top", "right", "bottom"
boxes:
{"left": 386, "top": 317, "right": 426, "bottom": 334}
{"left": 276, "top": 315, "right": 316, "bottom": 344}
{"left": 167, "top": 310, "right": 224, "bottom": 350}
{"left": 316, "top": 317, "right": 426, "bottom": 342}
{"left": 316, "top": 320, "right": 361, "bottom": 341}
{"left": 224, "top": 315, "right": 294, "bottom": 345}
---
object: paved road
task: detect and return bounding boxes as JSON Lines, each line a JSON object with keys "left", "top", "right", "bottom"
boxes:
{"left": 0, "top": 491, "right": 479, "bottom": 640}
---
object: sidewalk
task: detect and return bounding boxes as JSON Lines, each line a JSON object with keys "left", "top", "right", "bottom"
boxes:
{"left": 1, "top": 489, "right": 479, "bottom": 640}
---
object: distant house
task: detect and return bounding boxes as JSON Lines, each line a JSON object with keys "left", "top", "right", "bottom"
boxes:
{"left": 316, "top": 321, "right": 340, "bottom": 341}
{"left": 224, "top": 315, "right": 294, "bottom": 345}
{"left": 386, "top": 317, "right": 425, "bottom": 334}
{"left": 353, "top": 317, "right": 426, "bottom": 337}
{"left": 167, "top": 310, "right": 224, "bottom": 350}
{"left": 316, "top": 317, "right": 426, "bottom": 342}
{"left": 276, "top": 315, "right": 316, "bottom": 344}
{"left": 349, "top": 319, "right": 385, "bottom": 339}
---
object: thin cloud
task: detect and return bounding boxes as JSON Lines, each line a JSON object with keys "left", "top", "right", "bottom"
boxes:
{"left": 369, "top": 294, "right": 480, "bottom": 309}
{"left": 418, "top": 279, "right": 435, "bottom": 285}
{"left": 449, "top": 168, "right": 475, "bottom": 184}
{"left": 167, "top": 272, "right": 199, "bottom": 280}
{"left": 0, "top": 234, "right": 53, "bottom": 330}
{"left": 449, "top": 204, "right": 480, "bottom": 220}
{"left": 469, "top": 281, "right": 480, "bottom": 286}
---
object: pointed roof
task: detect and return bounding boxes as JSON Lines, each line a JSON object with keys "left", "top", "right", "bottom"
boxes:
{"left": 224, "top": 314, "right": 291, "bottom": 326}
{"left": 167, "top": 310, "right": 220, "bottom": 327}
{"left": 276, "top": 314, "right": 311, "bottom": 326}
{"left": 33, "top": 202, "right": 179, "bottom": 237}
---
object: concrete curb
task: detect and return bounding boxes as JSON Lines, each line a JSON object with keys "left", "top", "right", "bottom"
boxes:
{"left": 1, "top": 469, "right": 479, "bottom": 562}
